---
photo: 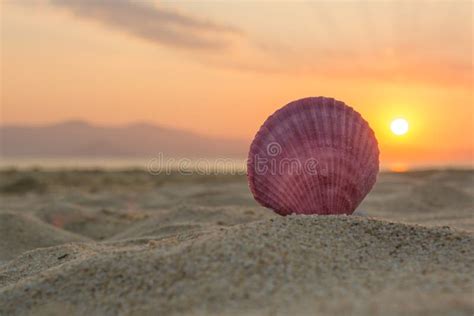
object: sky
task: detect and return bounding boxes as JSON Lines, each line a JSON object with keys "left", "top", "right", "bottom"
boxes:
{"left": 1, "top": 0, "right": 473, "bottom": 166}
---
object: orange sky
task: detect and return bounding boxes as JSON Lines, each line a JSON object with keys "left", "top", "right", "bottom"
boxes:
{"left": 1, "top": 1, "right": 473, "bottom": 166}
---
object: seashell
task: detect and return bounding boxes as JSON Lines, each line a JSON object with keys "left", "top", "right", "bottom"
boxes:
{"left": 247, "top": 97, "right": 379, "bottom": 215}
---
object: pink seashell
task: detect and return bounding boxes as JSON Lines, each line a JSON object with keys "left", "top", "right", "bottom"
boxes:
{"left": 247, "top": 97, "right": 379, "bottom": 215}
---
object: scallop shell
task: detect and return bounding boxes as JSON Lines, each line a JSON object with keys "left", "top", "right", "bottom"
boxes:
{"left": 247, "top": 97, "right": 379, "bottom": 215}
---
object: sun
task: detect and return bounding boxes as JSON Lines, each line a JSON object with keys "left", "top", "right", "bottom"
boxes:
{"left": 390, "top": 118, "right": 409, "bottom": 136}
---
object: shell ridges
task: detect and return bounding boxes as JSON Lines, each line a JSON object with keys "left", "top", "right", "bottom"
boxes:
{"left": 247, "top": 97, "right": 379, "bottom": 215}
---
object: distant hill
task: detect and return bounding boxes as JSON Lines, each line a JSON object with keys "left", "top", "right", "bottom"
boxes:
{"left": 0, "top": 120, "right": 248, "bottom": 158}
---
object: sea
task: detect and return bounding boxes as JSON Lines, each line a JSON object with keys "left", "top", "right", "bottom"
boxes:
{"left": 0, "top": 157, "right": 472, "bottom": 173}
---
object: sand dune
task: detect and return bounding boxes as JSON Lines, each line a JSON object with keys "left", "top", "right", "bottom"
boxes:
{"left": 1, "top": 216, "right": 473, "bottom": 315}
{"left": 0, "top": 169, "right": 473, "bottom": 315}
{"left": 0, "top": 211, "right": 89, "bottom": 263}
{"left": 110, "top": 205, "right": 274, "bottom": 241}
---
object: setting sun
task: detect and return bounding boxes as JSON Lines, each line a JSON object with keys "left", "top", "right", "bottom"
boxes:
{"left": 390, "top": 118, "right": 409, "bottom": 136}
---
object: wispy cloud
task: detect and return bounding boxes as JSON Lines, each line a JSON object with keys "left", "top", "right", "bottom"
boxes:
{"left": 50, "top": 0, "right": 241, "bottom": 50}
{"left": 47, "top": 0, "right": 472, "bottom": 88}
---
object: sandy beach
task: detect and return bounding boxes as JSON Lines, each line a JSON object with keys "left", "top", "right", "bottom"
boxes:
{"left": 0, "top": 169, "right": 473, "bottom": 315}
{"left": 3, "top": 1, "right": 473, "bottom": 315}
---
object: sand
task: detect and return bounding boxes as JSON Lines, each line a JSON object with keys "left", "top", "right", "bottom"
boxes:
{"left": 0, "top": 169, "right": 473, "bottom": 315}
{"left": 0, "top": 211, "right": 89, "bottom": 263}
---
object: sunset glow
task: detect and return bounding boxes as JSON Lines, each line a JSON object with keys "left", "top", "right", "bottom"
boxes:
{"left": 390, "top": 118, "right": 409, "bottom": 136}
{"left": 1, "top": 1, "right": 473, "bottom": 167}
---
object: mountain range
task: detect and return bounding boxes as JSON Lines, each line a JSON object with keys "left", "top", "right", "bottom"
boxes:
{"left": 0, "top": 121, "right": 248, "bottom": 158}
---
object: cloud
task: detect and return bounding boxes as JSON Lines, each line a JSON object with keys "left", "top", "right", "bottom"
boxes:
{"left": 50, "top": 0, "right": 241, "bottom": 50}
{"left": 47, "top": 0, "right": 472, "bottom": 88}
